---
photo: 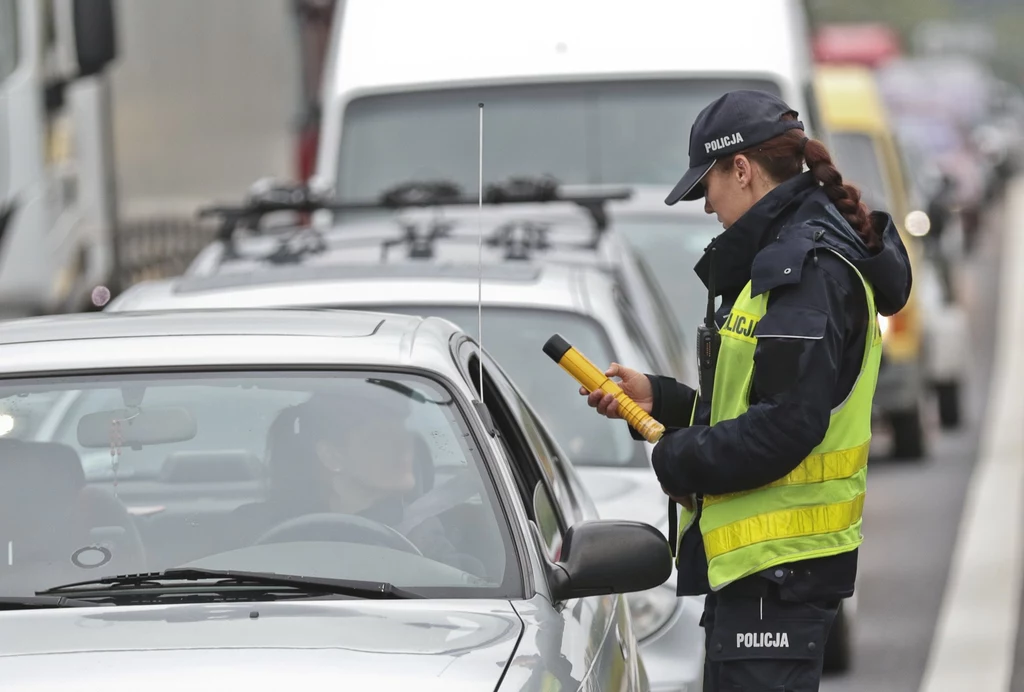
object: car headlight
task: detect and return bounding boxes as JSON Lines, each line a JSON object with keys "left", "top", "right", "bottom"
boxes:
{"left": 626, "top": 584, "right": 679, "bottom": 641}
{"left": 905, "top": 210, "right": 931, "bottom": 237}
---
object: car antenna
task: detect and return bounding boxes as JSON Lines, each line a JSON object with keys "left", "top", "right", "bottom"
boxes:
{"left": 469, "top": 102, "right": 495, "bottom": 438}
{"left": 477, "top": 102, "right": 485, "bottom": 405}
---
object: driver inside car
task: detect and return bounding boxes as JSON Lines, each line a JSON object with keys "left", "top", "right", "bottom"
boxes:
{"left": 233, "top": 392, "right": 485, "bottom": 577}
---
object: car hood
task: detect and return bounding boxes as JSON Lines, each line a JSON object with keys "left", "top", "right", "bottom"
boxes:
{"left": 0, "top": 599, "right": 523, "bottom": 691}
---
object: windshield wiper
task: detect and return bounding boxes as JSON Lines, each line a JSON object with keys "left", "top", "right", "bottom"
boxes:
{"left": 0, "top": 595, "right": 101, "bottom": 611}
{"left": 36, "top": 568, "right": 422, "bottom": 600}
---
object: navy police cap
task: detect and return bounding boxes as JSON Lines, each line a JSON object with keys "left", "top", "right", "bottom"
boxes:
{"left": 665, "top": 90, "right": 805, "bottom": 205}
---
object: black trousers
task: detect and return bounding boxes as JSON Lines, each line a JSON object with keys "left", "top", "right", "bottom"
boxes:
{"left": 701, "top": 577, "right": 840, "bottom": 691}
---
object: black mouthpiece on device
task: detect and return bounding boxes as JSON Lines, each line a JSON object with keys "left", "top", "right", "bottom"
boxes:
{"left": 543, "top": 334, "right": 572, "bottom": 362}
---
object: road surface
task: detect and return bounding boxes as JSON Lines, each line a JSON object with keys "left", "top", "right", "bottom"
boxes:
{"left": 821, "top": 177, "right": 1018, "bottom": 692}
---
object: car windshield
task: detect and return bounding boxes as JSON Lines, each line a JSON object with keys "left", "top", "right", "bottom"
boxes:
{"left": 0, "top": 370, "right": 516, "bottom": 598}
{"left": 829, "top": 132, "right": 891, "bottom": 212}
{"left": 335, "top": 78, "right": 782, "bottom": 201}
{"left": 358, "top": 306, "right": 647, "bottom": 469}
{"left": 616, "top": 219, "right": 722, "bottom": 334}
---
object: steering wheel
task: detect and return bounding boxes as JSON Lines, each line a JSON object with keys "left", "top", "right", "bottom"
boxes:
{"left": 253, "top": 513, "right": 423, "bottom": 556}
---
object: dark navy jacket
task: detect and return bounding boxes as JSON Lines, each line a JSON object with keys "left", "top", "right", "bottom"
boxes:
{"left": 637, "top": 172, "right": 913, "bottom": 599}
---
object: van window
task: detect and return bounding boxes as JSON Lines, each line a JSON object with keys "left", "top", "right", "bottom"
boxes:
{"left": 336, "top": 78, "right": 783, "bottom": 201}
{"left": 829, "top": 132, "right": 891, "bottom": 213}
{"left": 0, "top": 0, "right": 17, "bottom": 82}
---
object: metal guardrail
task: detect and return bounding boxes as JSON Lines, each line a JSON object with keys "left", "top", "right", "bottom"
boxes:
{"left": 113, "top": 216, "right": 218, "bottom": 290}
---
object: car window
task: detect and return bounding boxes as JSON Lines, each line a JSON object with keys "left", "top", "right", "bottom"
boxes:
{"left": 531, "top": 482, "right": 563, "bottom": 562}
{"left": 0, "top": 0, "right": 16, "bottom": 83}
{"left": 0, "top": 370, "right": 519, "bottom": 597}
{"left": 489, "top": 358, "right": 585, "bottom": 527}
{"left": 468, "top": 347, "right": 578, "bottom": 518}
{"left": 631, "top": 250, "right": 688, "bottom": 379}
{"left": 467, "top": 353, "right": 567, "bottom": 562}
{"left": 830, "top": 132, "right": 892, "bottom": 213}
{"left": 615, "top": 287, "right": 670, "bottom": 376}
{"left": 514, "top": 399, "right": 586, "bottom": 525}
{"left": 365, "top": 304, "right": 648, "bottom": 469}
{"left": 618, "top": 218, "right": 721, "bottom": 337}
{"left": 335, "top": 78, "right": 783, "bottom": 200}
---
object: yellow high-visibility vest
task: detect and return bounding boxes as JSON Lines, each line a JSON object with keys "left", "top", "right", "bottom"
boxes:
{"left": 675, "top": 251, "right": 883, "bottom": 591}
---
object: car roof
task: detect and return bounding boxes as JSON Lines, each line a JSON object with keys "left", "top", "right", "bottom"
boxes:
{"left": 0, "top": 308, "right": 472, "bottom": 378}
{"left": 108, "top": 259, "right": 605, "bottom": 316}
{"left": 330, "top": 0, "right": 810, "bottom": 95}
{"left": 814, "top": 64, "right": 889, "bottom": 135}
{"left": 185, "top": 202, "right": 619, "bottom": 277}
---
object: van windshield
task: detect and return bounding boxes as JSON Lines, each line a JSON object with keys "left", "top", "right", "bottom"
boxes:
{"left": 335, "top": 78, "right": 782, "bottom": 201}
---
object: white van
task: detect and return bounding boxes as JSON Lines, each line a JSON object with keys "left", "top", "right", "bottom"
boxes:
{"left": 313, "top": 0, "right": 821, "bottom": 202}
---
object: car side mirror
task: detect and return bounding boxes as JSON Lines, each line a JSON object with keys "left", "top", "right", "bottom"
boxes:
{"left": 73, "top": 0, "right": 118, "bottom": 77}
{"left": 549, "top": 520, "right": 672, "bottom": 601}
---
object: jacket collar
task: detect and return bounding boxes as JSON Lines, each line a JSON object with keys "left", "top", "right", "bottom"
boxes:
{"left": 694, "top": 172, "right": 819, "bottom": 296}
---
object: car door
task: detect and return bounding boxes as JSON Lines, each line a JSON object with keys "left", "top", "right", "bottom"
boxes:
{"left": 504, "top": 380, "right": 643, "bottom": 692}
{"left": 458, "top": 340, "right": 641, "bottom": 692}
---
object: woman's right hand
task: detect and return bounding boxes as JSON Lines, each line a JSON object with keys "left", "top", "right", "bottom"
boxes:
{"left": 579, "top": 363, "right": 654, "bottom": 420}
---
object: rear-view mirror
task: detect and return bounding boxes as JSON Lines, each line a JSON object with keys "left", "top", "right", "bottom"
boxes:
{"left": 549, "top": 520, "right": 672, "bottom": 601}
{"left": 77, "top": 407, "right": 197, "bottom": 449}
{"left": 72, "top": 0, "right": 118, "bottom": 77}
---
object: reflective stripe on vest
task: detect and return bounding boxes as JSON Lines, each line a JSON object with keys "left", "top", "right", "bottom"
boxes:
{"left": 701, "top": 440, "right": 870, "bottom": 507}
{"left": 684, "top": 249, "right": 883, "bottom": 591}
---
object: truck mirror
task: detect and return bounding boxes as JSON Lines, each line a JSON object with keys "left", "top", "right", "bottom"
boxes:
{"left": 72, "top": 0, "right": 118, "bottom": 77}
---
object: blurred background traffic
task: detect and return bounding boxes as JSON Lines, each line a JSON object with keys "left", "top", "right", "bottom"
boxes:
{"left": 4, "top": 0, "right": 1022, "bottom": 310}
{"left": 2, "top": 0, "right": 1024, "bottom": 690}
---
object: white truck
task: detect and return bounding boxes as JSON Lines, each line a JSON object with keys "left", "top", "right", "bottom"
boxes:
{"left": 0, "top": 0, "right": 118, "bottom": 317}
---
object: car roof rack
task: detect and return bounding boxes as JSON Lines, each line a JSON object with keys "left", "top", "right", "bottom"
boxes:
{"left": 197, "top": 176, "right": 633, "bottom": 264}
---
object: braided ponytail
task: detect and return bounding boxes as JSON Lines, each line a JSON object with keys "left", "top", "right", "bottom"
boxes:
{"left": 802, "top": 138, "right": 881, "bottom": 250}
{"left": 721, "top": 115, "right": 883, "bottom": 251}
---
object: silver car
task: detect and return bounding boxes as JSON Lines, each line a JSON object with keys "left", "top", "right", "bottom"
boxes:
{"left": 0, "top": 308, "right": 672, "bottom": 690}
{"left": 185, "top": 196, "right": 692, "bottom": 385}
{"left": 109, "top": 260, "right": 708, "bottom": 691}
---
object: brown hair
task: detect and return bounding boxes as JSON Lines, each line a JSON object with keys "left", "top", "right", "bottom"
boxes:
{"left": 716, "top": 115, "right": 882, "bottom": 251}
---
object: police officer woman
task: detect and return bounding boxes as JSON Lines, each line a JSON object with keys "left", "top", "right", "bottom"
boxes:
{"left": 582, "top": 90, "right": 912, "bottom": 691}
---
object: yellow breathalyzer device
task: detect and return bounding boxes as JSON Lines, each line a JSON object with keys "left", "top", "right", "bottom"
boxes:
{"left": 543, "top": 333, "right": 665, "bottom": 444}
